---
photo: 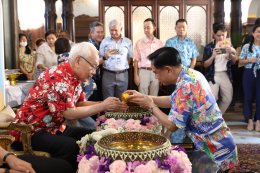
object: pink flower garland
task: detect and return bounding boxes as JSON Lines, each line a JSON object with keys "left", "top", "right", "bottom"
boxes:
{"left": 96, "top": 115, "right": 161, "bottom": 134}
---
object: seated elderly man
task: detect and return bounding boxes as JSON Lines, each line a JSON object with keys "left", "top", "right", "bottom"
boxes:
{"left": 12, "top": 42, "right": 125, "bottom": 172}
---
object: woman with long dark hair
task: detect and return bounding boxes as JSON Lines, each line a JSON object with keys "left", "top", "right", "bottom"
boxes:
{"left": 239, "top": 24, "right": 260, "bottom": 131}
{"left": 18, "top": 33, "right": 35, "bottom": 80}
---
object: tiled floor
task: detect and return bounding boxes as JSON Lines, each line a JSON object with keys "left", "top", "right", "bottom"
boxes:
{"left": 223, "top": 105, "right": 260, "bottom": 144}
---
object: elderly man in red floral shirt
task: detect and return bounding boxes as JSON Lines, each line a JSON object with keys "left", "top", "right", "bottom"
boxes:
{"left": 12, "top": 42, "right": 125, "bottom": 172}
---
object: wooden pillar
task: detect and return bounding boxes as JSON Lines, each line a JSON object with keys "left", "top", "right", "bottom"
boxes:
{"left": 230, "top": 0, "right": 242, "bottom": 48}
{"left": 213, "top": 0, "right": 225, "bottom": 24}
{"left": 2, "top": 0, "right": 19, "bottom": 69}
{"left": 44, "top": 0, "right": 57, "bottom": 32}
{"left": 61, "top": 0, "right": 75, "bottom": 41}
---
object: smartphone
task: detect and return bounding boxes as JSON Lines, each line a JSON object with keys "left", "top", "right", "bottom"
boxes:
{"left": 112, "top": 49, "right": 120, "bottom": 54}
{"left": 220, "top": 48, "right": 226, "bottom": 54}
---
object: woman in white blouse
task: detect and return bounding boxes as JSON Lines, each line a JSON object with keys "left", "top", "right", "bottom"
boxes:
{"left": 36, "top": 30, "right": 57, "bottom": 72}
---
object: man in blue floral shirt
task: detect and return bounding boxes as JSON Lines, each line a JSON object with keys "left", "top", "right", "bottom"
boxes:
{"left": 164, "top": 19, "right": 199, "bottom": 142}
{"left": 165, "top": 19, "right": 199, "bottom": 69}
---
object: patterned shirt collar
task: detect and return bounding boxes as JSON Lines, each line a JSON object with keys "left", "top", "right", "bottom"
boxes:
{"left": 61, "top": 61, "right": 82, "bottom": 83}
{"left": 109, "top": 35, "right": 123, "bottom": 41}
{"left": 176, "top": 36, "right": 189, "bottom": 42}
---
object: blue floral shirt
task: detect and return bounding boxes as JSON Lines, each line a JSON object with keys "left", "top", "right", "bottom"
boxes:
{"left": 240, "top": 43, "right": 260, "bottom": 76}
{"left": 165, "top": 36, "right": 199, "bottom": 67}
{"left": 99, "top": 36, "right": 132, "bottom": 71}
{"left": 169, "top": 67, "right": 238, "bottom": 170}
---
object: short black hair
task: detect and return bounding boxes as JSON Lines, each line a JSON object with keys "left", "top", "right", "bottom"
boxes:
{"left": 148, "top": 47, "right": 182, "bottom": 69}
{"left": 144, "top": 18, "right": 156, "bottom": 27}
{"left": 254, "top": 18, "right": 260, "bottom": 25}
{"left": 176, "top": 19, "right": 187, "bottom": 26}
{"left": 35, "top": 38, "right": 45, "bottom": 47}
{"left": 89, "top": 21, "right": 103, "bottom": 32}
{"left": 55, "top": 38, "right": 71, "bottom": 54}
{"left": 213, "top": 23, "right": 227, "bottom": 34}
{"left": 45, "top": 30, "right": 57, "bottom": 39}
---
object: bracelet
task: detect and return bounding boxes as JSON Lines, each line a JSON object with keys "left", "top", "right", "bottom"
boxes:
{"left": 149, "top": 105, "right": 158, "bottom": 113}
{"left": 3, "top": 152, "right": 15, "bottom": 163}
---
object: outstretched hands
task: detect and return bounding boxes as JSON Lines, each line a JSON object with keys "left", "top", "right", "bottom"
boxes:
{"left": 125, "top": 90, "right": 154, "bottom": 109}
{"left": 102, "top": 97, "right": 128, "bottom": 112}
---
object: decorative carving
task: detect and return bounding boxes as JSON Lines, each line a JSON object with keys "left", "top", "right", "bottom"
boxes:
{"left": 94, "top": 132, "right": 171, "bottom": 161}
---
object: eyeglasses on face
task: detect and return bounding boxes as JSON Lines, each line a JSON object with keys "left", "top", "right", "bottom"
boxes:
{"left": 79, "top": 56, "right": 98, "bottom": 70}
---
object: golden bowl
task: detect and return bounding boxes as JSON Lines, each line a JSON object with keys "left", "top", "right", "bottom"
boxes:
{"left": 105, "top": 106, "right": 150, "bottom": 119}
{"left": 94, "top": 132, "right": 171, "bottom": 161}
{"left": 7, "top": 73, "right": 21, "bottom": 86}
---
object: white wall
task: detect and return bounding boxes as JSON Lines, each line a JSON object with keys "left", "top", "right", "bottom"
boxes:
{"left": 73, "top": 0, "right": 99, "bottom": 17}
{"left": 248, "top": 0, "right": 260, "bottom": 18}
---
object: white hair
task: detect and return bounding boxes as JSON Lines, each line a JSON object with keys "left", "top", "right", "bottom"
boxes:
{"left": 109, "top": 19, "right": 121, "bottom": 28}
{"left": 69, "top": 42, "right": 96, "bottom": 61}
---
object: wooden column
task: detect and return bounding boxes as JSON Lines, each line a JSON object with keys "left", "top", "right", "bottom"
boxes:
{"left": 61, "top": 0, "right": 75, "bottom": 41}
{"left": 230, "top": 0, "right": 242, "bottom": 48}
{"left": 44, "top": 0, "right": 57, "bottom": 31}
{"left": 213, "top": 0, "right": 225, "bottom": 24}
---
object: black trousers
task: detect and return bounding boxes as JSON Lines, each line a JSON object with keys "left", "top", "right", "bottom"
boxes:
{"left": 30, "top": 126, "right": 94, "bottom": 172}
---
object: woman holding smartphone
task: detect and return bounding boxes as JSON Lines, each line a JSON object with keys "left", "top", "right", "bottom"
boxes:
{"left": 239, "top": 24, "right": 260, "bottom": 131}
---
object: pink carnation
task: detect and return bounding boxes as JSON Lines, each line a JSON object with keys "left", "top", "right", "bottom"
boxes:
{"left": 96, "top": 115, "right": 107, "bottom": 126}
{"left": 116, "top": 119, "right": 125, "bottom": 127}
{"left": 134, "top": 164, "right": 152, "bottom": 173}
{"left": 125, "top": 119, "right": 142, "bottom": 131}
{"left": 109, "top": 160, "right": 127, "bottom": 173}
{"left": 146, "top": 160, "right": 158, "bottom": 172}
{"left": 78, "top": 156, "right": 99, "bottom": 173}
{"left": 106, "top": 118, "right": 118, "bottom": 128}
{"left": 167, "top": 150, "right": 192, "bottom": 173}
{"left": 78, "top": 157, "right": 89, "bottom": 173}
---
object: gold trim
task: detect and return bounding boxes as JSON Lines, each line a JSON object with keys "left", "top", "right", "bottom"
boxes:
{"left": 95, "top": 132, "right": 171, "bottom": 161}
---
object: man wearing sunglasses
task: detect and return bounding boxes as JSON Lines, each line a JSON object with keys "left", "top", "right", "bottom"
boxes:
{"left": 12, "top": 42, "right": 127, "bottom": 172}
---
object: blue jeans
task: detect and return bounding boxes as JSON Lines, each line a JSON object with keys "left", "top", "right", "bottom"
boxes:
{"left": 66, "top": 117, "right": 96, "bottom": 130}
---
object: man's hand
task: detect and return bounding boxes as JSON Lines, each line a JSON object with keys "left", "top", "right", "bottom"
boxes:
{"left": 6, "top": 155, "right": 35, "bottom": 173}
{"left": 102, "top": 97, "right": 128, "bottom": 112}
{"left": 104, "top": 49, "right": 116, "bottom": 59}
{"left": 248, "top": 57, "right": 259, "bottom": 63}
{"left": 126, "top": 90, "right": 154, "bottom": 109}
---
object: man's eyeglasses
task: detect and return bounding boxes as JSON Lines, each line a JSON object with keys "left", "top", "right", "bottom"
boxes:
{"left": 79, "top": 56, "right": 98, "bottom": 70}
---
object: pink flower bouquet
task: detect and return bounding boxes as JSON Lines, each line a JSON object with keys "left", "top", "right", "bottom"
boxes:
{"left": 96, "top": 115, "right": 162, "bottom": 134}
{"left": 77, "top": 145, "right": 192, "bottom": 173}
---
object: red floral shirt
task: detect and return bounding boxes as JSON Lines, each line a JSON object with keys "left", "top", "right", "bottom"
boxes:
{"left": 15, "top": 62, "right": 85, "bottom": 134}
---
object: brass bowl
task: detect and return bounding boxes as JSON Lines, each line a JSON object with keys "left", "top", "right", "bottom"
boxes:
{"left": 105, "top": 106, "right": 150, "bottom": 119}
{"left": 7, "top": 73, "right": 21, "bottom": 86}
{"left": 94, "top": 132, "right": 171, "bottom": 161}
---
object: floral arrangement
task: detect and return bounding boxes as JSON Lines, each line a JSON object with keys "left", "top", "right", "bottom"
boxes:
{"left": 96, "top": 115, "right": 162, "bottom": 134}
{"left": 77, "top": 129, "right": 192, "bottom": 173}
